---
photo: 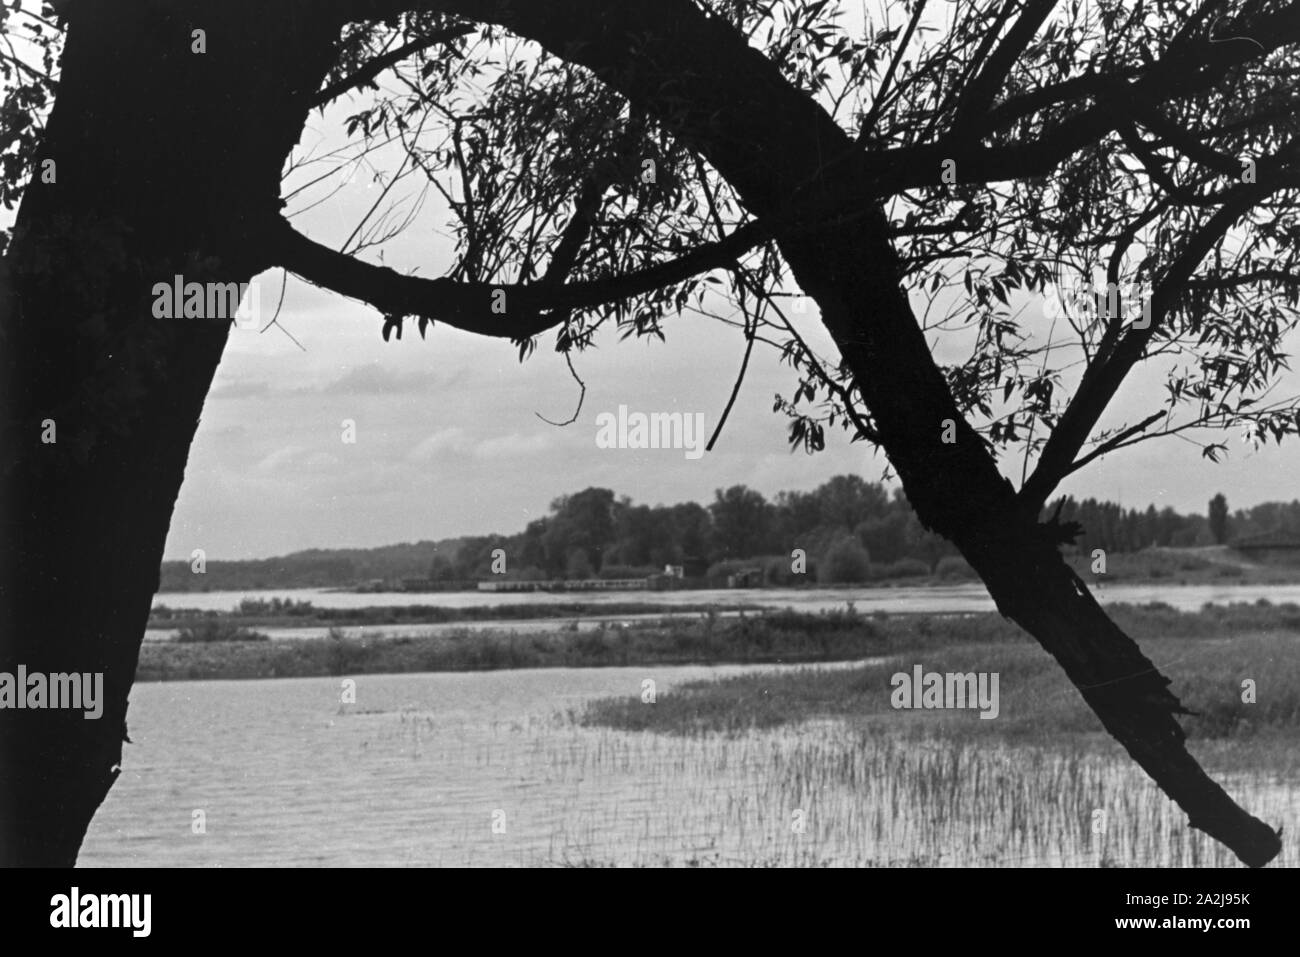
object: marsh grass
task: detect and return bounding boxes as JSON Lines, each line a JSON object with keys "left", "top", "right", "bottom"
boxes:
{"left": 567, "top": 624, "right": 1298, "bottom": 866}
{"left": 579, "top": 633, "right": 1300, "bottom": 763}
{"left": 138, "top": 607, "right": 896, "bottom": 680}
{"left": 558, "top": 727, "right": 1298, "bottom": 866}
{"left": 173, "top": 620, "right": 269, "bottom": 643}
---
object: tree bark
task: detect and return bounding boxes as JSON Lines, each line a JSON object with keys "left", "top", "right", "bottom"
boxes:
{"left": 0, "top": 1, "right": 339, "bottom": 866}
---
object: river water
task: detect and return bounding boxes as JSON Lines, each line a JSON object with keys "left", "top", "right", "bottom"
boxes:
{"left": 79, "top": 663, "right": 1298, "bottom": 868}
{"left": 145, "top": 582, "right": 1300, "bottom": 642}
{"left": 154, "top": 582, "right": 1300, "bottom": 614}
{"left": 92, "top": 583, "right": 1299, "bottom": 866}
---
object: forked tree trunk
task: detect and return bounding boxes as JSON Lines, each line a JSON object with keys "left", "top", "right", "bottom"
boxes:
{"left": 0, "top": 1, "right": 339, "bottom": 866}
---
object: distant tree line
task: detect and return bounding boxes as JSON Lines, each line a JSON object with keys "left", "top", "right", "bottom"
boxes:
{"left": 427, "top": 477, "right": 965, "bottom": 586}
{"left": 159, "top": 480, "right": 1299, "bottom": 591}
{"left": 1048, "top": 493, "right": 1300, "bottom": 554}
{"left": 1225, "top": 499, "right": 1300, "bottom": 542}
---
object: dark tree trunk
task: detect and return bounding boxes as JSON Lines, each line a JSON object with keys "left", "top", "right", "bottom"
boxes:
{"left": 0, "top": 1, "right": 339, "bottom": 866}
{"left": 774, "top": 190, "right": 1280, "bottom": 869}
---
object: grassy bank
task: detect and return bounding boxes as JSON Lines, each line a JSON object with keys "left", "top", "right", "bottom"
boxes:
{"left": 577, "top": 607, "right": 1300, "bottom": 773}
{"left": 580, "top": 633, "right": 1298, "bottom": 735}
{"left": 1063, "top": 546, "right": 1300, "bottom": 585}
{"left": 147, "top": 599, "right": 763, "bottom": 631}
{"left": 137, "top": 608, "right": 883, "bottom": 681}
{"left": 138, "top": 600, "right": 1300, "bottom": 688}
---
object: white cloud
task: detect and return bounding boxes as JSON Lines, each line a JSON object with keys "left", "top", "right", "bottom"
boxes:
{"left": 315, "top": 363, "right": 442, "bottom": 397}
{"left": 409, "top": 427, "right": 472, "bottom": 461}
{"left": 474, "top": 432, "right": 554, "bottom": 459}
{"left": 253, "top": 445, "right": 307, "bottom": 473}
{"left": 208, "top": 378, "right": 273, "bottom": 400}
{"left": 251, "top": 445, "right": 341, "bottom": 473}
{"left": 303, "top": 451, "right": 343, "bottom": 468}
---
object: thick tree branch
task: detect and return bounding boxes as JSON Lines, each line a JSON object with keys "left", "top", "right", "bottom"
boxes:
{"left": 1057, "top": 409, "right": 1168, "bottom": 479}
{"left": 1187, "top": 268, "right": 1300, "bottom": 290}
{"left": 1132, "top": 105, "right": 1244, "bottom": 177}
{"left": 309, "top": 24, "right": 473, "bottom": 109}
{"left": 979, "top": 70, "right": 1135, "bottom": 136}
{"left": 267, "top": 216, "right": 768, "bottom": 338}
{"left": 543, "top": 174, "right": 608, "bottom": 286}
{"left": 951, "top": 0, "right": 1059, "bottom": 133}
{"left": 856, "top": 0, "right": 929, "bottom": 142}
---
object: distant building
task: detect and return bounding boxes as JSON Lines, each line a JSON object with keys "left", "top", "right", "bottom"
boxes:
{"left": 478, "top": 580, "right": 542, "bottom": 592}
{"left": 681, "top": 557, "right": 708, "bottom": 579}
{"left": 478, "top": 578, "right": 647, "bottom": 592}
{"left": 663, "top": 564, "right": 684, "bottom": 579}
{"left": 726, "top": 568, "right": 764, "bottom": 588}
{"left": 1229, "top": 529, "right": 1300, "bottom": 565}
{"left": 569, "top": 578, "right": 647, "bottom": 591}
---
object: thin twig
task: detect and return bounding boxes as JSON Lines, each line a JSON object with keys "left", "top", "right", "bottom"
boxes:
{"left": 535, "top": 350, "right": 586, "bottom": 426}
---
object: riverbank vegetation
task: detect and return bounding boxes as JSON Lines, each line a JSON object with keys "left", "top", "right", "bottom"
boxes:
{"left": 158, "top": 476, "right": 1300, "bottom": 592}
{"left": 148, "top": 598, "right": 763, "bottom": 630}
{"left": 138, "top": 599, "right": 1300, "bottom": 723}
{"left": 576, "top": 607, "right": 1300, "bottom": 776}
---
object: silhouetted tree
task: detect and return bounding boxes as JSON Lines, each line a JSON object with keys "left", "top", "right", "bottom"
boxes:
{"left": 543, "top": 488, "right": 617, "bottom": 572}
{"left": 1209, "top": 493, "right": 1230, "bottom": 545}
{"left": 709, "top": 485, "right": 773, "bottom": 559}
{"left": 4, "top": 0, "right": 1295, "bottom": 866}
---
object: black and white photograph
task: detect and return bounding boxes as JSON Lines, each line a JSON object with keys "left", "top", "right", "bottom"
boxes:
{"left": 0, "top": 0, "right": 1296, "bottom": 919}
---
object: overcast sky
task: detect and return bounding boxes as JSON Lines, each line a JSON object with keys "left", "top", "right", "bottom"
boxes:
{"left": 163, "top": 219, "right": 1300, "bottom": 562}
{"left": 7, "top": 35, "right": 1295, "bottom": 561}
{"left": 145, "top": 85, "right": 1300, "bottom": 561}
{"left": 167, "top": 306, "right": 1300, "bottom": 561}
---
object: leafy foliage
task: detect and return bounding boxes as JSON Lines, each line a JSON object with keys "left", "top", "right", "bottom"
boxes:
{"left": 281, "top": 1, "right": 1300, "bottom": 480}
{"left": 10, "top": 1, "right": 1300, "bottom": 482}
{"left": 0, "top": 1, "right": 62, "bottom": 251}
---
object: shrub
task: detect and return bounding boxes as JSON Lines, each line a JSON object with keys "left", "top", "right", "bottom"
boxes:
{"left": 236, "top": 597, "right": 314, "bottom": 616}
{"left": 565, "top": 549, "right": 595, "bottom": 579}
{"left": 935, "top": 555, "right": 979, "bottom": 580}
{"left": 175, "top": 620, "right": 269, "bottom": 643}
{"left": 818, "top": 538, "right": 871, "bottom": 584}
{"left": 705, "top": 559, "right": 764, "bottom": 586}
{"left": 759, "top": 553, "right": 816, "bottom": 586}
{"left": 872, "top": 558, "right": 930, "bottom": 580}
{"left": 324, "top": 627, "right": 366, "bottom": 674}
